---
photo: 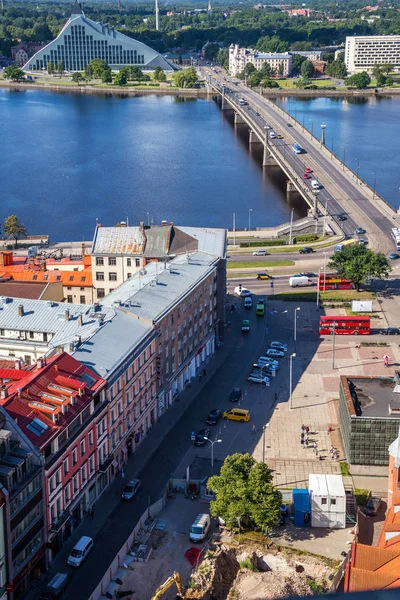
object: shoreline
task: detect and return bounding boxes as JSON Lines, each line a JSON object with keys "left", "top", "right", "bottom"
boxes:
{"left": 1, "top": 79, "right": 400, "bottom": 98}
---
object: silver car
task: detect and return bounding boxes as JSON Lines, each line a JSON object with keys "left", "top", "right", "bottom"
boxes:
{"left": 121, "top": 479, "right": 141, "bottom": 500}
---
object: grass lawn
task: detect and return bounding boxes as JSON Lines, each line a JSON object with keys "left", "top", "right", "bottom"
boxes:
{"left": 272, "top": 290, "right": 375, "bottom": 302}
{"left": 227, "top": 260, "right": 295, "bottom": 269}
{"left": 274, "top": 78, "right": 337, "bottom": 89}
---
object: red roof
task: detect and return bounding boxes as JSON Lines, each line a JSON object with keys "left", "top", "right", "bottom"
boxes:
{"left": 2, "top": 353, "right": 106, "bottom": 448}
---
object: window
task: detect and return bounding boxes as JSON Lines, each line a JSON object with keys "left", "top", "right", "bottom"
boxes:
{"left": 80, "top": 439, "right": 85, "bottom": 456}
{"left": 67, "top": 295, "right": 73, "bottom": 303}
{"left": 80, "top": 295, "right": 86, "bottom": 304}
{"left": 88, "top": 430, "right": 94, "bottom": 447}
{"left": 108, "top": 257, "right": 117, "bottom": 266}
{"left": 96, "top": 272, "right": 104, "bottom": 281}
{"left": 73, "top": 474, "right": 79, "bottom": 493}
{"left": 63, "top": 457, "right": 69, "bottom": 476}
{"left": 127, "top": 273, "right": 132, "bottom": 279}
{"left": 109, "top": 272, "right": 117, "bottom": 281}
{"left": 29, "top": 331, "right": 34, "bottom": 339}
{"left": 89, "top": 455, "right": 95, "bottom": 475}
{"left": 80, "top": 464, "right": 87, "bottom": 484}
{"left": 72, "top": 447, "right": 78, "bottom": 466}
{"left": 331, "top": 498, "right": 336, "bottom": 505}
{"left": 135, "top": 258, "right": 140, "bottom": 267}
{"left": 321, "top": 498, "right": 327, "bottom": 505}
{"left": 97, "top": 289, "right": 105, "bottom": 299}
{"left": 64, "top": 485, "right": 70, "bottom": 506}
{"left": 24, "top": 355, "right": 31, "bottom": 364}
{"left": 127, "top": 258, "right": 131, "bottom": 267}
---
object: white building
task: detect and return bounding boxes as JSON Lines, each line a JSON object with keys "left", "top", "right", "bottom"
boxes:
{"left": 229, "top": 44, "right": 292, "bottom": 76}
{"left": 290, "top": 50, "right": 323, "bottom": 61}
{"left": 309, "top": 474, "right": 346, "bottom": 529}
{"left": 345, "top": 35, "right": 400, "bottom": 74}
{"left": 23, "top": 0, "right": 175, "bottom": 72}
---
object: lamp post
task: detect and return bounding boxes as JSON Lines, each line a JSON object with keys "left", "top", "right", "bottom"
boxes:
{"left": 316, "top": 266, "right": 323, "bottom": 309}
{"left": 233, "top": 212, "right": 236, "bottom": 247}
{"left": 204, "top": 437, "right": 222, "bottom": 474}
{"left": 372, "top": 172, "right": 377, "bottom": 200}
{"left": 294, "top": 306, "right": 300, "bottom": 342}
{"left": 320, "top": 122, "right": 326, "bottom": 146}
{"left": 355, "top": 158, "right": 360, "bottom": 184}
{"left": 342, "top": 147, "right": 346, "bottom": 171}
{"left": 262, "top": 423, "right": 270, "bottom": 463}
{"left": 248, "top": 208, "right": 253, "bottom": 232}
{"left": 288, "top": 208, "right": 294, "bottom": 245}
{"left": 323, "top": 198, "right": 328, "bottom": 237}
{"left": 331, "top": 321, "right": 337, "bottom": 369}
{"left": 330, "top": 137, "right": 334, "bottom": 159}
{"left": 289, "top": 353, "right": 296, "bottom": 409}
{"left": 323, "top": 252, "right": 328, "bottom": 292}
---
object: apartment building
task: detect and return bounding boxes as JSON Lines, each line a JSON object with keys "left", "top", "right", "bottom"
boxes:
{"left": 229, "top": 44, "right": 292, "bottom": 76}
{"left": 345, "top": 35, "right": 400, "bottom": 74}
{"left": 0, "top": 353, "right": 107, "bottom": 564}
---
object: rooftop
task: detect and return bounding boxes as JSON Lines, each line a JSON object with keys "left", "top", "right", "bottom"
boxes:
{"left": 0, "top": 281, "right": 51, "bottom": 300}
{"left": 309, "top": 473, "right": 345, "bottom": 497}
{"left": 0, "top": 268, "right": 92, "bottom": 287}
{"left": 343, "top": 376, "right": 400, "bottom": 420}
{"left": 254, "top": 52, "right": 292, "bottom": 59}
{"left": 92, "top": 226, "right": 145, "bottom": 256}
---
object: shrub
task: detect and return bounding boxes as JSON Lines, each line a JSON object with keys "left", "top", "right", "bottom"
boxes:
{"left": 240, "top": 240, "right": 286, "bottom": 248}
{"left": 340, "top": 462, "right": 350, "bottom": 476}
{"left": 239, "top": 558, "right": 255, "bottom": 571}
{"left": 354, "top": 488, "right": 369, "bottom": 506}
{"left": 294, "top": 234, "right": 319, "bottom": 243}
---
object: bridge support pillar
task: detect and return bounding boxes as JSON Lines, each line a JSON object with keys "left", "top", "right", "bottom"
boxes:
{"left": 249, "top": 130, "right": 261, "bottom": 144}
{"left": 206, "top": 84, "right": 213, "bottom": 96}
{"left": 234, "top": 111, "right": 245, "bottom": 125}
{"left": 263, "top": 145, "right": 278, "bottom": 167}
{"left": 286, "top": 180, "right": 297, "bottom": 193}
{"left": 221, "top": 97, "right": 232, "bottom": 111}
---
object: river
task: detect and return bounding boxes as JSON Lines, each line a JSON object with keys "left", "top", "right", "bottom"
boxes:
{"left": 1, "top": 88, "right": 400, "bottom": 241}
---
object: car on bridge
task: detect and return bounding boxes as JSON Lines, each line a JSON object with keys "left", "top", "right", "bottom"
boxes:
{"left": 270, "top": 131, "right": 276, "bottom": 139}
{"left": 277, "top": 134, "right": 284, "bottom": 139}
{"left": 299, "top": 272, "right": 317, "bottom": 278}
{"left": 304, "top": 173, "right": 310, "bottom": 179}
{"left": 287, "top": 123, "right": 293, "bottom": 127}
{"left": 299, "top": 247, "right": 314, "bottom": 254}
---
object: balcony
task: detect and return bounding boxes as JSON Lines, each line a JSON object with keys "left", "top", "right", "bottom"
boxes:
{"left": 50, "top": 511, "right": 71, "bottom": 533}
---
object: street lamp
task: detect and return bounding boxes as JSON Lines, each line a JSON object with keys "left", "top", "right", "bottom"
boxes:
{"left": 264, "top": 125, "right": 269, "bottom": 147}
{"left": 355, "top": 158, "right": 360, "bottom": 184}
{"left": 320, "top": 122, "right": 326, "bottom": 146}
{"left": 372, "top": 172, "right": 377, "bottom": 200}
{"left": 262, "top": 423, "right": 270, "bottom": 463}
{"left": 288, "top": 208, "right": 294, "bottom": 245}
{"left": 204, "top": 437, "right": 222, "bottom": 474}
{"left": 323, "top": 252, "right": 328, "bottom": 292}
{"left": 316, "top": 266, "right": 323, "bottom": 309}
{"left": 342, "top": 147, "right": 346, "bottom": 171}
{"left": 323, "top": 198, "right": 328, "bottom": 237}
{"left": 294, "top": 307, "right": 300, "bottom": 342}
{"left": 289, "top": 353, "right": 296, "bottom": 409}
{"left": 331, "top": 321, "right": 337, "bottom": 369}
{"left": 309, "top": 119, "right": 314, "bottom": 139}
{"left": 233, "top": 212, "right": 236, "bottom": 247}
{"left": 248, "top": 208, "right": 253, "bottom": 232}
{"left": 330, "top": 137, "right": 334, "bottom": 159}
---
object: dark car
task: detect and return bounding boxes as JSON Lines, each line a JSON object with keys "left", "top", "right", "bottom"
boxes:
{"left": 121, "top": 479, "right": 141, "bottom": 500}
{"left": 337, "top": 213, "right": 347, "bottom": 221}
{"left": 206, "top": 409, "right": 222, "bottom": 425}
{"left": 380, "top": 327, "right": 400, "bottom": 335}
{"left": 300, "top": 272, "right": 317, "bottom": 278}
{"left": 356, "top": 227, "right": 366, "bottom": 234}
{"left": 389, "top": 253, "right": 400, "bottom": 260}
{"left": 194, "top": 428, "right": 211, "bottom": 446}
{"left": 299, "top": 247, "right": 314, "bottom": 254}
{"left": 229, "top": 387, "right": 243, "bottom": 402}
{"left": 364, "top": 494, "right": 382, "bottom": 516}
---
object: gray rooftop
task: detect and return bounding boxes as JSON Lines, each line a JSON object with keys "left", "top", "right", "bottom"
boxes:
{"left": 0, "top": 297, "right": 115, "bottom": 349}
{"left": 73, "top": 310, "right": 152, "bottom": 377}
{"left": 175, "top": 227, "right": 226, "bottom": 259}
{"left": 347, "top": 376, "right": 400, "bottom": 419}
{"left": 144, "top": 226, "right": 171, "bottom": 258}
{"left": 102, "top": 254, "right": 216, "bottom": 324}
{"left": 92, "top": 226, "right": 145, "bottom": 256}
{"left": 254, "top": 52, "right": 291, "bottom": 59}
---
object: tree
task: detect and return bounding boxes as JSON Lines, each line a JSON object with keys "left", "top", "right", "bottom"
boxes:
{"left": 101, "top": 68, "right": 112, "bottom": 84}
{"left": 114, "top": 70, "right": 128, "bottom": 86}
{"left": 381, "top": 62, "right": 393, "bottom": 75}
{"left": 204, "top": 42, "right": 220, "bottom": 61}
{"left": 47, "top": 60, "right": 55, "bottom": 75}
{"left": 85, "top": 59, "right": 109, "bottom": 79}
{"left": 301, "top": 59, "right": 314, "bottom": 80}
{"left": 3, "top": 66, "right": 25, "bottom": 82}
{"left": 372, "top": 64, "right": 383, "bottom": 80}
{"left": 56, "top": 61, "right": 64, "bottom": 76}
{"left": 385, "top": 77, "right": 394, "bottom": 86}
{"left": 278, "top": 62, "right": 284, "bottom": 76}
{"left": 4, "top": 215, "right": 27, "bottom": 248}
{"left": 326, "top": 59, "right": 347, "bottom": 79}
{"left": 153, "top": 66, "right": 166, "bottom": 81}
{"left": 71, "top": 72, "right": 84, "bottom": 84}
{"left": 172, "top": 67, "right": 198, "bottom": 88}
{"left": 376, "top": 72, "right": 387, "bottom": 87}
{"left": 291, "top": 54, "right": 307, "bottom": 75}
{"left": 245, "top": 62, "right": 256, "bottom": 74}
{"left": 248, "top": 71, "right": 262, "bottom": 87}
{"left": 290, "top": 41, "right": 313, "bottom": 51}
{"left": 259, "top": 62, "right": 271, "bottom": 78}
{"left": 345, "top": 71, "right": 371, "bottom": 89}
{"left": 328, "top": 245, "right": 391, "bottom": 291}
{"left": 128, "top": 65, "right": 144, "bottom": 80}
{"left": 262, "top": 78, "right": 279, "bottom": 88}
{"left": 208, "top": 453, "right": 282, "bottom": 531}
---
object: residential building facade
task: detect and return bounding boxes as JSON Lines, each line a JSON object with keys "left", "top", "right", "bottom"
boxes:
{"left": 23, "top": 1, "right": 175, "bottom": 72}
{"left": 345, "top": 35, "right": 400, "bottom": 74}
{"left": 229, "top": 44, "right": 292, "bottom": 76}
{"left": 11, "top": 42, "right": 47, "bottom": 66}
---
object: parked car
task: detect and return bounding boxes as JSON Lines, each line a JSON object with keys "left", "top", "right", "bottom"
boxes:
{"left": 194, "top": 428, "right": 211, "bottom": 446}
{"left": 244, "top": 297, "right": 252, "bottom": 309}
{"left": 364, "top": 494, "right": 382, "bottom": 517}
{"left": 248, "top": 374, "right": 270, "bottom": 385}
{"left": 380, "top": 327, "right": 400, "bottom": 335}
{"left": 257, "top": 272, "right": 272, "bottom": 280}
{"left": 337, "top": 213, "right": 347, "bottom": 221}
{"left": 252, "top": 250, "right": 268, "bottom": 256}
{"left": 206, "top": 409, "right": 222, "bottom": 425}
{"left": 266, "top": 348, "right": 285, "bottom": 358}
{"left": 389, "top": 253, "right": 400, "bottom": 260}
{"left": 241, "top": 319, "right": 250, "bottom": 332}
{"left": 258, "top": 357, "right": 279, "bottom": 368}
{"left": 359, "top": 238, "right": 368, "bottom": 245}
{"left": 251, "top": 366, "right": 274, "bottom": 377}
{"left": 234, "top": 286, "right": 251, "bottom": 297}
{"left": 270, "top": 341, "right": 288, "bottom": 352}
{"left": 121, "top": 479, "right": 141, "bottom": 500}
{"left": 223, "top": 408, "right": 250, "bottom": 422}
{"left": 356, "top": 227, "right": 366, "bottom": 234}
{"left": 299, "top": 247, "right": 314, "bottom": 254}
{"left": 229, "top": 388, "right": 243, "bottom": 402}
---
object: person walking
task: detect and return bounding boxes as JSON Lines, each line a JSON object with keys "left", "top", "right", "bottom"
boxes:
{"left": 305, "top": 434, "right": 309, "bottom": 447}
{"left": 327, "top": 425, "right": 332, "bottom": 436}
{"left": 301, "top": 424, "right": 305, "bottom": 433}
{"left": 305, "top": 426, "right": 310, "bottom": 434}
{"left": 252, "top": 424, "right": 257, "bottom": 435}
{"left": 313, "top": 441, "right": 317, "bottom": 454}
{"left": 90, "top": 507, "right": 95, "bottom": 520}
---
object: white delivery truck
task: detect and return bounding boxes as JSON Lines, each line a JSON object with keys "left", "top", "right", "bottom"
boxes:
{"left": 311, "top": 180, "right": 320, "bottom": 190}
{"left": 289, "top": 276, "right": 312, "bottom": 287}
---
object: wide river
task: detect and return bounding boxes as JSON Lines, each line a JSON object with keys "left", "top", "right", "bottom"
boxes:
{"left": 1, "top": 88, "right": 399, "bottom": 241}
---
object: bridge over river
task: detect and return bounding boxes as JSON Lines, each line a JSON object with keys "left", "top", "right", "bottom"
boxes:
{"left": 204, "top": 68, "right": 399, "bottom": 255}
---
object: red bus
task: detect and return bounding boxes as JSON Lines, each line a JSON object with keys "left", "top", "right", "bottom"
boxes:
{"left": 318, "top": 274, "right": 354, "bottom": 291}
{"left": 319, "top": 316, "right": 370, "bottom": 335}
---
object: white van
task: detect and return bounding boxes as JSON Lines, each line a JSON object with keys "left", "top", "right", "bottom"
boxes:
{"left": 67, "top": 536, "right": 94, "bottom": 567}
{"left": 289, "top": 276, "right": 312, "bottom": 287}
{"left": 311, "top": 180, "right": 320, "bottom": 190}
{"left": 189, "top": 513, "right": 211, "bottom": 542}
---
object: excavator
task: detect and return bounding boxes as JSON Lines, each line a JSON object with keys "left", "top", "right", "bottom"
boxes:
{"left": 151, "top": 572, "right": 185, "bottom": 600}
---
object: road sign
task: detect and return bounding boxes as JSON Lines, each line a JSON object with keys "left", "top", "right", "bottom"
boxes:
{"left": 270, "top": 281, "right": 274, "bottom": 287}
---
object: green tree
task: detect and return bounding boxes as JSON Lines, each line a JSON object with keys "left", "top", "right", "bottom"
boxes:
{"left": 215, "top": 48, "right": 229, "bottom": 69}
{"left": 328, "top": 245, "right": 391, "bottom": 291}
{"left": 326, "top": 59, "right": 347, "bottom": 78}
{"left": 301, "top": 59, "right": 314, "bottom": 80}
{"left": 47, "top": 60, "right": 55, "bottom": 75}
{"left": 385, "top": 77, "right": 394, "bottom": 86}
{"left": 101, "top": 68, "right": 112, "bottom": 84}
{"left": 290, "top": 41, "right": 313, "bottom": 51}
{"left": 345, "top": 71, "right": 371, "bottom": 89}
{"left": 56, "top": 61, "right": 64, "bottom": 75}
{"left": 262, "top": 78, "right": 279, "bottom": 88}
{"left": 381, "top": 62, "right": 393, "bottom": 75}
{"left": 128, "top": 65, "right": 144, "bottom": 80}
{"left": 376, "top": 72, "right": 387, "bottom": 87}
{"left": 245, "top": 62, "right": 256, "bottom": 74}
{"left": 172, "top": 67, "right": 198, "bottom": 88}
{"left": 85, "top": 59, "right": 108, "bottom": 79}
{"left": 259, "top": 62, "right": 271, "bottom": 78}
{"left": 3, "top": 66, "right": 25, "bottom": 82}
{"left": 71, "top": 72, "right": 84, "bottom": 84}
{"left": 153, "top": 66, "right": 166, "bottom": 81}
{"left": 248, "top": 71, "right": 262, "bottom": 87}
{"left": 372, "top": 64, "right": 383, "bottom": 80}
{"left": 291, "top": 53, "right": 307, "bottom": 75}
{"left": 4, "top": 215, "right": 27, "bottom": 248}
{"left": 278, "top": 62, "right": 284, "bottom": 76}
{"left": 204, "top": 42, "right": 220, "bottom": 61}
{"left": 256, "top": 35, "right": 288, "bottom": 54}
{"left": 208, "top": 453, "right": 282, "bottom": 531}
{"left": 114, "top": 70, "right": 128, "bottom": 86}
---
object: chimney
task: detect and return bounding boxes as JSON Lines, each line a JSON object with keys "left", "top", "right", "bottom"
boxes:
{"left": 14, "top": 359, "right": 21, "bottom": 370}
{"left": 36, "top": 358, "right": 43, "bottom": 369}
{"left": 54, "top": 363, "right": 58, "bottom": 372}
{"left": 18, "top": 304, "right": 24, "bottom": 317}
{"left": 78, "top": 315, "right": 83, "bottom": 326}
{"left": 0, "top": 387, "right": 8, "bottom": 399}
{"left": 65, "top": 309, "right": 70, "bottom": 322}
{"left": 17, "top": 388, "right": 22, "bottom": 397}
{"left": 139, "top": 221, "right": 145, "bottom": 231}
{"left": 69, "top": 343, "right": 74, "bottom": 353}
{"left": 82, "top": 242, "right": 86, "bottom": 257}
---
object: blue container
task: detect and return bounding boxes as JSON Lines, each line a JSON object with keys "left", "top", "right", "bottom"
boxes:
{"left": 293, "top": 488, "right": 311, "bottom": 527}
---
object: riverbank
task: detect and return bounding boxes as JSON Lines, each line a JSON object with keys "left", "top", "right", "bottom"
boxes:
{"left": 262, "top": 87, "right": 400, "bottom": 98}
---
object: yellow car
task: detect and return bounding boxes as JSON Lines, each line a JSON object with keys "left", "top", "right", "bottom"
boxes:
{"left": 223, "top": 408, "right": 250, "bottom": 422}
{"left": 256, "top": 273, "right": 272, "bottom": 280}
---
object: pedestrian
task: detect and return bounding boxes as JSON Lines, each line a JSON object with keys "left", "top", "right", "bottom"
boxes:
{"left": 305, "top": 426, "right": 309, "bottom": 434}
{"left": 274, "top": 392, "right": 278, "bottom": 402}
{"left": 305, "top": 434, "right": 309, "bottom": 446}
{"left": 301, "top": 424, "right": 305, "bottom": 433}
{"left": 252, "top": 424, "right": 256, "bottom": 435}
{"left": 301, "top": 438, "right": 304, "bottom": 448}
{"left": 90, "top": 507, "right": 95, "bottom": 520}
{"left": 327, "top": 425, "right": 332, "bottom": 436}
{"left": 315, "top": 447, "right": 319, "bottom": 457}
{"left": 203, "top": 368, "right": 207, "bottom": 377}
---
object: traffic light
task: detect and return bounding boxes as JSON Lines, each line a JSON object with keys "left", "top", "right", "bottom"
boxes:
{"left": 239, "top": 283, "right": 242, "bottom": 292}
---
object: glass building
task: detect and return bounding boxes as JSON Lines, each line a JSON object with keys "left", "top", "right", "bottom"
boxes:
{"left": 23, "top": 1, "right": 175, "bottom": 73}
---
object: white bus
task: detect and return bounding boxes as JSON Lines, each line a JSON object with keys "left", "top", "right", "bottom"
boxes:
{"left": 392, "top": 227, "right": 400, "bottom": 250}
